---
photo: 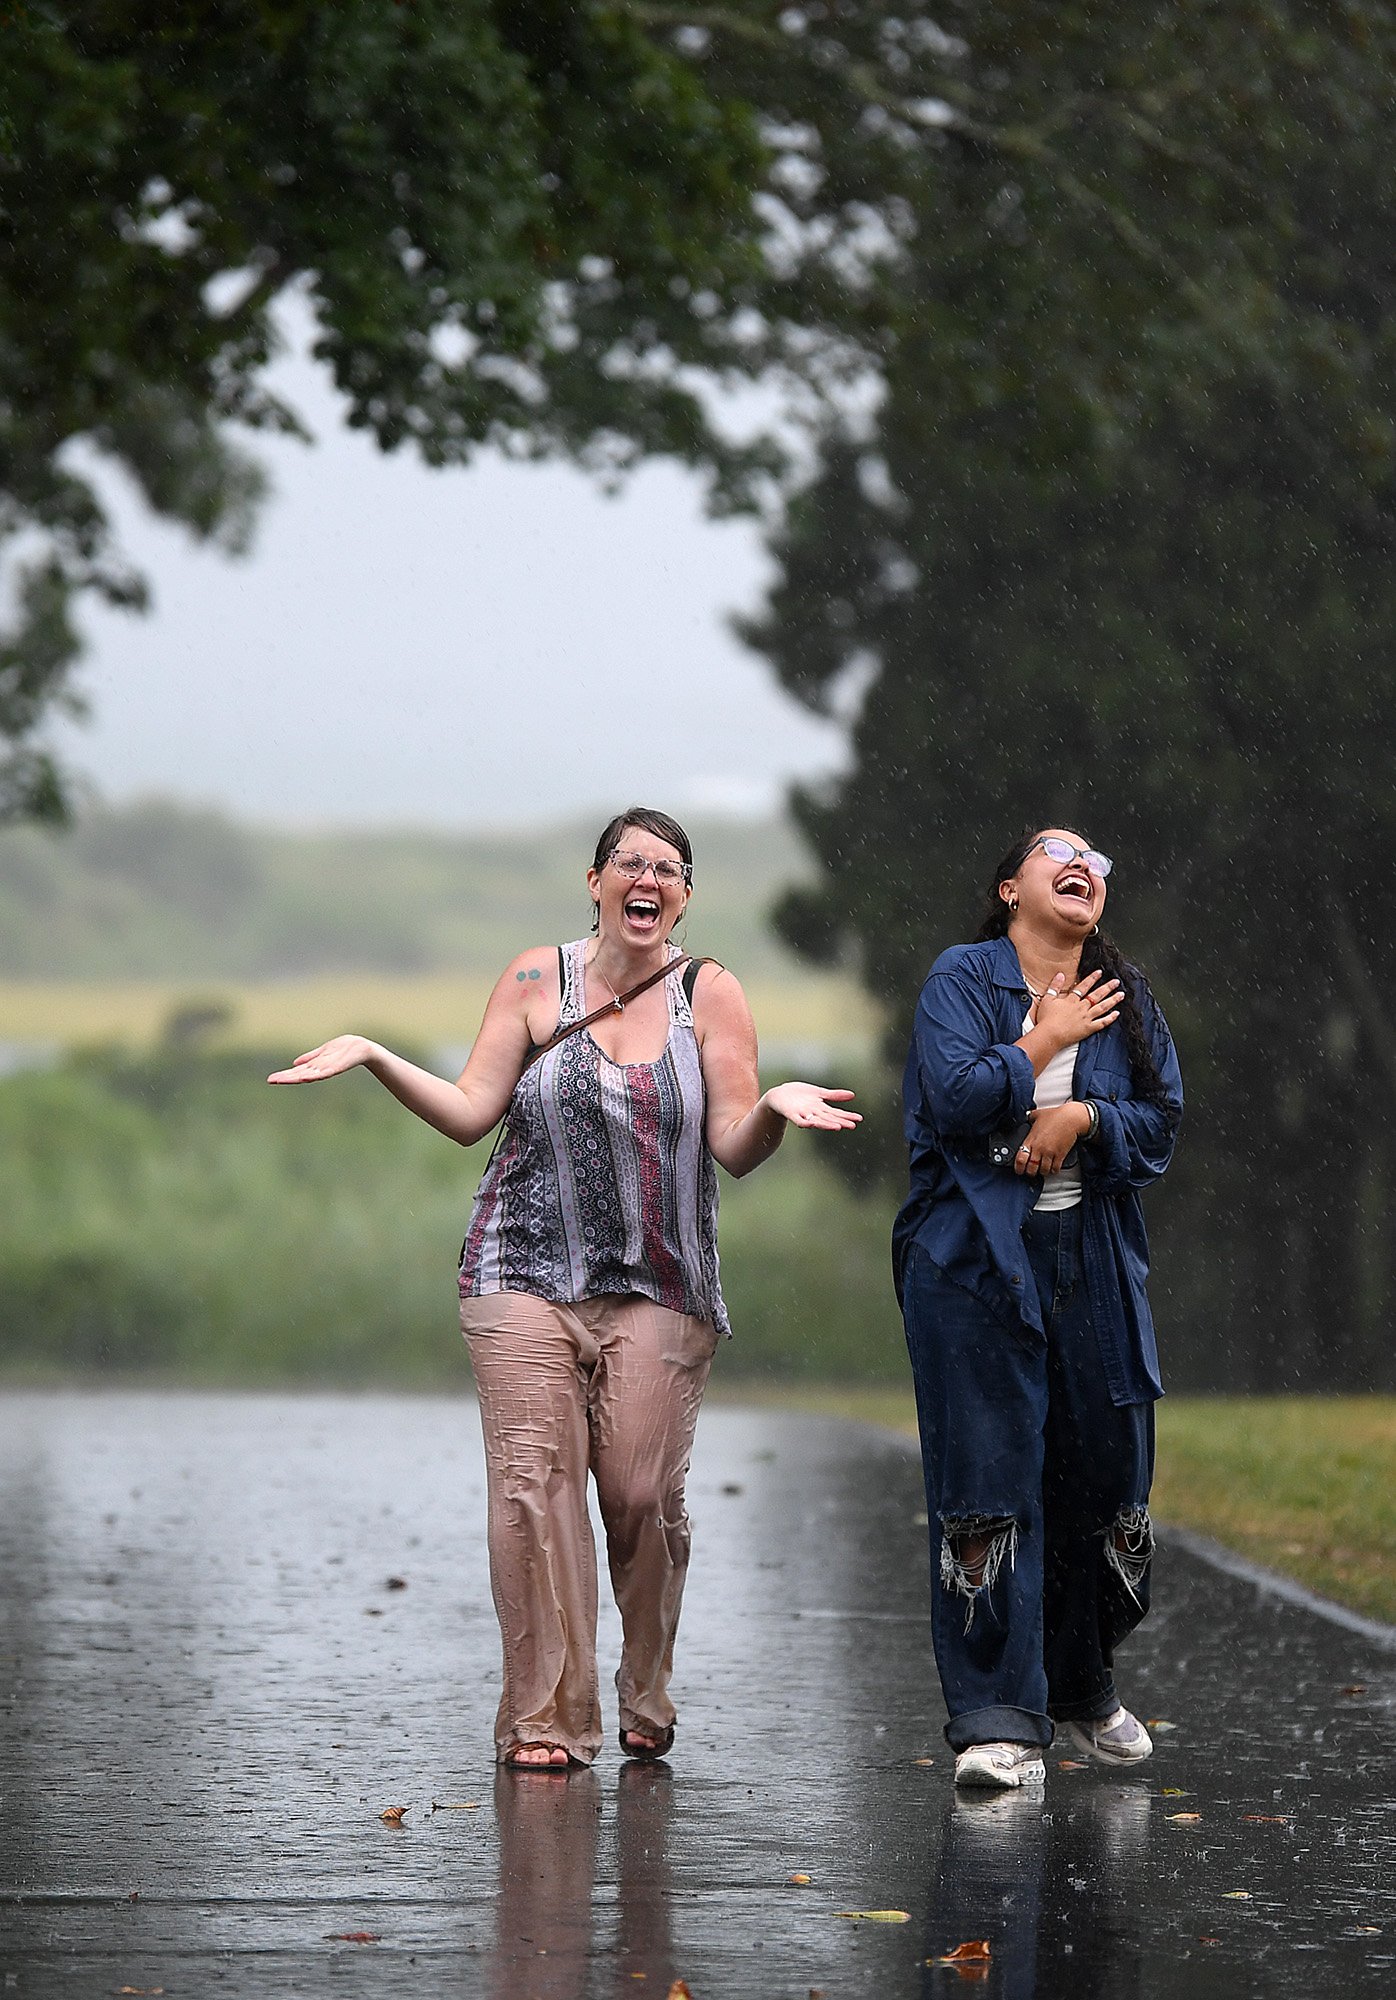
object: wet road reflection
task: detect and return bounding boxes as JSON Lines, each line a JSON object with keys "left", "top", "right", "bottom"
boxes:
{"left": 0, "top": 1392, "right": 1392, "bottom": 1996}
{"left": 487, "top": 1761, "right": 678, "bottom": 1999}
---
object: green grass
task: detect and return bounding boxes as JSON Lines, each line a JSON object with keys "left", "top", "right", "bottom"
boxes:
{"left": 726, "top": 1385, "right": 1396, "bottom": 1626}
{"left": 0, "top": 1047, "right": 903, "bottom": 1388}
{"left": 0, "top": 968, "right": 875, "bottom": 1063}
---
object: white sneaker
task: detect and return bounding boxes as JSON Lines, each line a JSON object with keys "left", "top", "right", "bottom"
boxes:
{"left": 1057, "top": 1707, "right": 1153, "bottom": 1764}
{"left": 953, "top": 1741, "right": 1046, "bottom": 1789}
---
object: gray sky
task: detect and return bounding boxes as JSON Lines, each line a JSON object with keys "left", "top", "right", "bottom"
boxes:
{"left": 51, "top": 323, "right": 845, "bottom": 829}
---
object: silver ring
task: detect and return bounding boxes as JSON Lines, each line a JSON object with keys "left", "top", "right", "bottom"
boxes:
{"left": 1018, "top": 1145, "right": 1031, "bottom": 1155}
{"left": 1072, "top": 986, "right": 1084, "bottom": 997}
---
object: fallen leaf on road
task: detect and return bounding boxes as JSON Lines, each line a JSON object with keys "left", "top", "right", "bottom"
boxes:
{"left": 379, "top": 1805, "right": 408, "bottom": 1825}
{"left": 1145, "top": 1718, "right": 1177, "bottom": 1731}
{"left": 1221, "top": 1891, "right": 1252, "bottom": 1900}
{"left": 913, "top": 1757, "right": 936, "bottom": 1766}
{"left": 113, "top": 1989, "right": 164, "bottom": 1996}
{"left": 325, "top": 1932, "right": 381, "bottom": 1944}
{"left": 1198, "top": 1936, "right": 1220, "bottom": 1946}
{"left": 788, "top": 1873, "right": 812, "bottom": 1885}
{"left": 1057, "top": 1759, "right": 1088, "bottom": 1770}
{"left": 386, "top": 1576, "right": 407, "bottom": 1589}
{"left": 666, "top": 1983, "right": 693, "bottom": 1999}
{"left": 431, "top": 1800, "right": 482, "bottom": 1812}
{"left": 1166, "top": 1813, "right": 1202, "bottom": 1823}
{"left": 1242, "top": 1815, "right": 1290, "bottom": 1824}
{"left": 1355, "top": 1926, "right": 1381, "bottom": 1935}
{"left": 835, "top": 1909, "right": 911, "bottom": 1923}
{"left": 1340, "top": 1685, "right": 1367, "bottom": 1697}
{"left": 931, "top": 1939, "right": 992, "bottom": 1978}
{"left": 1160, "top": 1787, "right": 1189, "bottom": 1798}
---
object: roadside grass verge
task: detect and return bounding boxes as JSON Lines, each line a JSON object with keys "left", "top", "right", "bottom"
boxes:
{"left": 720, "top": 1383, "right": 1396, "bottom": 1626}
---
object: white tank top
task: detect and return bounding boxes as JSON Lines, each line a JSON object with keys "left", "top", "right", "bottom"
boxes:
{"left": 1022, "top": 1007, "right": 1082, "bottom": 1212}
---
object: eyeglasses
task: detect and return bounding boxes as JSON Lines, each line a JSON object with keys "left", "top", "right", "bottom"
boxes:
{"left": 608, "top": 848, "right": 692, "bottom": 887}
{"left": 1030, "top": 836, "right": 1112, "bottom": 878}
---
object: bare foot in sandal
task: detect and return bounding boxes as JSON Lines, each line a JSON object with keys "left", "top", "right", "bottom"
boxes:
{"left": 619, "top": 1724, "right": 675, "bottom": 1761}
{"left": 505, "top": 1743, "right": 573, "bottom": 1770}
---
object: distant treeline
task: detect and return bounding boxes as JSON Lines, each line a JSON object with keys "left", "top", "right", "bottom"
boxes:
{"left": 0, "top": 1047, "right": 904, "bottom": 1387}
{"left": 0, "top": 800, "right": 815, "bottom": 981}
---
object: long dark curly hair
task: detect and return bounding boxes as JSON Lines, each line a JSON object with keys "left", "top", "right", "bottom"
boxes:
{"left": 974, "top": 828, "right": 1175, "bottom": 1118}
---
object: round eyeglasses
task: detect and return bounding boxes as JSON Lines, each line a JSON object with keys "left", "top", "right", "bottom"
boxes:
{"left": 608, "top": 848, "right": 692, "bottom": 887}
{"left": 1030, "top": 836, "right": 1112, "bottom": 878}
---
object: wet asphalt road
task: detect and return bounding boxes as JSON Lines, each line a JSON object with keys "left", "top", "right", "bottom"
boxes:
{"left": 1, "top": 1391, "right": 1393, "bottom": 1999}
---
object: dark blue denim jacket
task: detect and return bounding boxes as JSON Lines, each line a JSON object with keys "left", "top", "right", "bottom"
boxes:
{"left": 893, "top": 935, "right": 1184, "bottom": 1406}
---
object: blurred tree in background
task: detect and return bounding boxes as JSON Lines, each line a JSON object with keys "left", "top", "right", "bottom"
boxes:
{"left": 0, "top": 0, "right": 770, "bottom": 819}
{"left": 654, "top": 2, "right": 1396, "bottom": 1387}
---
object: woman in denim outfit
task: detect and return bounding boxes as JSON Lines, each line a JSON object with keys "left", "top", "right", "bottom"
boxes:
{"left": 894, "top": 828, "right": 1182, "bottom": 1789}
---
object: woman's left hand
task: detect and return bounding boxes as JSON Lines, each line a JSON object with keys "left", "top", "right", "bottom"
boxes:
{"left": 1013, "top": 1103, "right": 1089, "bottom": 1175}
{"left": 763, "top": 1082, "right": 862, "bottom": 1131}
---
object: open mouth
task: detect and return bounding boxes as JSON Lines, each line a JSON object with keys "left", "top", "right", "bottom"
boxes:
{"left": 1053, "top": 870, "right": 1094, "bottom": 905}
{"left": 624, "top": 896, "right": 662, "bottom": 931}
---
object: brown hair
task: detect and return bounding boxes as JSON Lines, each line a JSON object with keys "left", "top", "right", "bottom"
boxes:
{"left": 591, "top": 807, "right": 693, "bottom": 875}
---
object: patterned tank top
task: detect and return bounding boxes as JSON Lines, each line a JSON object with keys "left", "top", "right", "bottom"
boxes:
{"left": 458, "top": 940, "right": 729, "bottom": 1335}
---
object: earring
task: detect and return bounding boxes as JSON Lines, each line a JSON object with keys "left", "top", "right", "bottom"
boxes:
{"left": 590, "top": 900, "right": 600, "bottom": 933}
{"left": 1090, "top": 922, "right": 1099, "bottom": 936}
{"left": 1008, "top": 895, "right": 1019, "bottom": 913}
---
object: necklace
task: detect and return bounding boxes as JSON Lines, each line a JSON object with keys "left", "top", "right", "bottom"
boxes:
{"left": 588, "top": 952, "right": 627, "bottom": 1013}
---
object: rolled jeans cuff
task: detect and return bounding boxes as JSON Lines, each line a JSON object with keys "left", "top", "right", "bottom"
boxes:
{"left": 945, "top": 1704, "right": 1054, "bottom": 1752}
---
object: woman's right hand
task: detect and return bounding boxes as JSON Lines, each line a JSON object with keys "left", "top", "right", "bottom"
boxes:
{"left": 267, "top": 1035, "right": 378, "bottom": 1084}
{"left": 1032, "top": 970, "right": 1121, "bottom": 1049}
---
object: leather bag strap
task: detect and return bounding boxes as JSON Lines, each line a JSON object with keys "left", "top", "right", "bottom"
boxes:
{"left": 520, "top": 954, "right": 711, "bottom": 1073}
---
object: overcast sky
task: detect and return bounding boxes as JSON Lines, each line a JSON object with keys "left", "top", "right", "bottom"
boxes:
{"left": 49, "top": 319, "right": 846, "bottom": 830}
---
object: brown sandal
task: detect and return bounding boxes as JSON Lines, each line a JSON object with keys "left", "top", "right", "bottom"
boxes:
{"left": 619, "top": 1724, "right": 675, "bottom": 1763}
{"left": 503, "top": 1743, "right": 580, "bottom": 1772}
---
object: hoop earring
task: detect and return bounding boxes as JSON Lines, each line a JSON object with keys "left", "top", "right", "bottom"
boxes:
{"left": 1090, "top": 922, "right": 1099, "bottom": 935}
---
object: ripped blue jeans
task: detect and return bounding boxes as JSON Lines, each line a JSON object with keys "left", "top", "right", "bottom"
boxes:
{"left": 902, "top": 1206, "right": 1154, "bottom": 1751}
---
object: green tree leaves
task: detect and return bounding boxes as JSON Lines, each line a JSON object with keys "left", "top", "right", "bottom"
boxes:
{"left": 722, "top": 3, "right": 1396, "bottom": 1386}
{"left": 0, "top": 1, "right": 768, "bottom": 815}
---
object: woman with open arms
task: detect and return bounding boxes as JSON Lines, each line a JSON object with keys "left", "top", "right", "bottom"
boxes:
{"left": 269, "top": 806, "right": 859, "bottom": 1770}
{"left": 894, "top": 827, "right": 1182, "bottom": 1791}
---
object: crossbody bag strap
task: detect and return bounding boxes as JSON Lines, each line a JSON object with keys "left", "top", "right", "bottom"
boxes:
{"left": 520, "top": 953, "right": 713, "bottom": 1074}
{"left": 682, "top": 955, "right": 720, "bottom": 1005}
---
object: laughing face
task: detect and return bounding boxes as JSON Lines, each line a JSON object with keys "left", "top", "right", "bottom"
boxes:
{"left": 587, "top": 824, "right": 691, "bottom": 948}
{"left": 1003, "top": 828, "right": 1108, "bottom": 936}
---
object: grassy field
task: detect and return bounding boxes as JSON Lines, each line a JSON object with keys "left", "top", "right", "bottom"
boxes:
{"left": 720, "top": 1384, "right": 1396, "bottom": 1626}
{"left": 0, "top": 1045, "right": 905, "bottom": 1389}
{"left": 0, "top": 802, "right": 867, "bottom": 986}
{"left": 0, "top": 971, "right": 878, "bottom": 1062}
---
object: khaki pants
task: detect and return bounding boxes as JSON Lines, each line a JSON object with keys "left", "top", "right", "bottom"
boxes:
{"left": 460, "top": 1290, "right": 718, "bottom": 1765}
